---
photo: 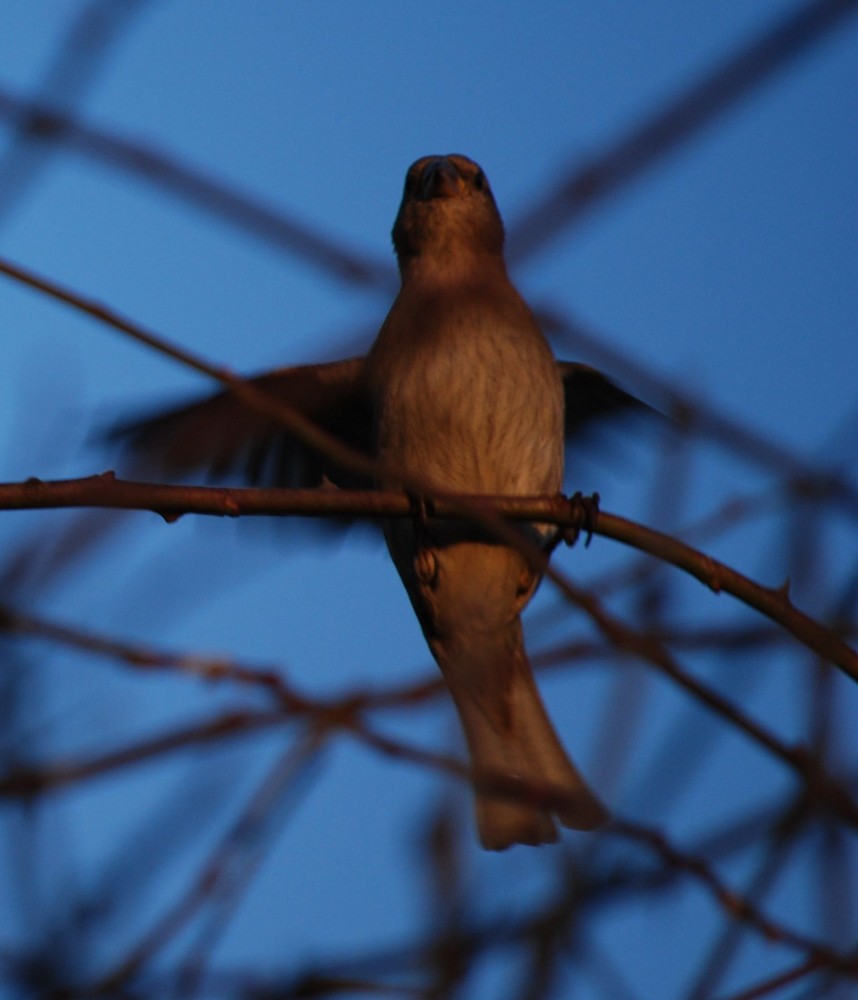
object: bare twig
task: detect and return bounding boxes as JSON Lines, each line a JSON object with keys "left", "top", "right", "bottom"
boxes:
{"left": 0, "top": 255, "right": 380, "bottom": 483}
{"left": 610, "top": 819, "right": 855, "bottom": 973}
{"left": 508, "top": 0, "right": 858, "bottom": 261}
{"left": 2, "top": 475, "right": 856, "bottom": 683}
{"left": 95, "top": 731, "right": 325, "bottom": 993}
{"left": 711, "top": 957, "right": 825, "bottom": 1000}
{"left": 0, "top": 88, "right": 392, "bottom": 288}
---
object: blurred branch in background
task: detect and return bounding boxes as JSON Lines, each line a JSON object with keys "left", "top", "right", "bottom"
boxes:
{"left": 1, "top": 0, "right": 855, "bottom": 293}
{"left": 1, "top": 2, "right": 857, "bottom": 999}
{"left": 0, "top": 0, "right": 151, "bottom": 226}
{"left": 1, "top": 477, "right": 857, "bottom": 681}
{"left": 507, "top": 0, "right": 858, "bottom": 263}
{"left": 0, "top": 80, "right": 393, "bottom": 289}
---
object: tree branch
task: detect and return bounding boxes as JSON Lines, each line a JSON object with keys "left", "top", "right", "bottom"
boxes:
{"left": 2, "top": 473, "right": 856, "bottom": 683}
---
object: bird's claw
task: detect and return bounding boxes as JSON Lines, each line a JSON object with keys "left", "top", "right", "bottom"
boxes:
{"left": 563, "top": 491, "right": 600, "bottom": 548}
{"left": 406, "top": 491, "right": 435, "bottom": 528}
{"left": 407, "top": 492, "right": 439, "bottom": 586}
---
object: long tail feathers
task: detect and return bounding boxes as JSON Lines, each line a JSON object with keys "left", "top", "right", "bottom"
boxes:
{"left": 433, "top": 619, "right": 607, "bottom": 851}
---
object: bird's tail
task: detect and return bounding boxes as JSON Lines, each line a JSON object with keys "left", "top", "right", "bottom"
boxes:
{"left": 426, "top": 546, "right": 607, "bottom": 851}
{"left": 435, "top": 621, "right": 607, "bottom": 850}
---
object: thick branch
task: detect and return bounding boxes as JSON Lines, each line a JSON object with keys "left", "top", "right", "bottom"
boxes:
{"left": 2, "top": 473, "right": 857, "bottom": 684}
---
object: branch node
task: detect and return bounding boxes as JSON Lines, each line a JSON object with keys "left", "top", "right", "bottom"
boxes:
{"left": 702, "top": 556, "right": 723, "bottom": 593}
{"left": 221, "top": 494, "right": 242, "bottom": 517}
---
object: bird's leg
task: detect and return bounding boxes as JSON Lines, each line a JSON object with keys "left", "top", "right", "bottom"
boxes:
{"left": 407, "top": 491, "right": 439, "bottom": 587}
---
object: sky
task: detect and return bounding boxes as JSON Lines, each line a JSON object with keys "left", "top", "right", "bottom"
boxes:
{"left": 0, "top": 3, "right": 857, "bottom": 999}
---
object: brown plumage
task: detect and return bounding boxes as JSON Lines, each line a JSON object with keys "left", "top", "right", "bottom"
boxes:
{"left": 111, "top": 155, "right": 647, "bottom": 848}
{"left": 367, "top": 155, "right": 606, "bottom": 847}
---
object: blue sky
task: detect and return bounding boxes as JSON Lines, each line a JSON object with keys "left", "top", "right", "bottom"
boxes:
{"left": 1, "top": 3, "right": 857, "bottom": 998}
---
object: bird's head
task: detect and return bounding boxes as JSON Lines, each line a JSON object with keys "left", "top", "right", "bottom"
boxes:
{"left": 392, "top": 154, "right": 505, "bottom": 271}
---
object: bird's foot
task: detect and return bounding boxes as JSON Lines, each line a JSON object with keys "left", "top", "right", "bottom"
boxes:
{"left": 406, "top": 491, "right": 435, "bottom": 530}
{"left": 405, "top": 493, "right": 440, "bottom": 588}
{"left": 562, "top": 491, "right": 600, "bottom": 548}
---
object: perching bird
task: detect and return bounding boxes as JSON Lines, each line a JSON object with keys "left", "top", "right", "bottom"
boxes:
{"left": 114, "top": 155, "right": 645, "bottom": 849}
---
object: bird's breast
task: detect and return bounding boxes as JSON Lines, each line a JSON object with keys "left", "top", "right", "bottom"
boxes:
{"left": 368, "top": 289, "right": 563, "bottom": 495}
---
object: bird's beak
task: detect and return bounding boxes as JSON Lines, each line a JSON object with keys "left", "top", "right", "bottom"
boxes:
{"left": 417, "top": 158, "right": 461, "bottom": 200}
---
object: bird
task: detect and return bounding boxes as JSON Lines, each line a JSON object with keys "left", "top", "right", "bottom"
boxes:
{"left": 112, "top": 154, "right": 646, "bottom": 849}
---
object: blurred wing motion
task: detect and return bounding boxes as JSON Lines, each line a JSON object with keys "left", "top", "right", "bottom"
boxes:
{"left": 108, "top": 356, "right": 374, "bottom": 490}
{"left": 559, "top": 360, "right": 655, "bottom": 441}
{"left": 110, "top": 357, "right": 649, "bottom": 490}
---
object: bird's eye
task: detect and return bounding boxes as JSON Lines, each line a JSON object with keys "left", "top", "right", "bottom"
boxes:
{"left": 473, "top": 171, "right": 486, "bottom": 191}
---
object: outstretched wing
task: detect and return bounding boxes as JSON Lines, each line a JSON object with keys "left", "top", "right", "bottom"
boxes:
{"left": 108, "top": 356, "right": 374, "bottom": 490}
{"left": 109, "top": 356, "right": 653, "bottom": 492}
{"left": 559, "top": 361, "right": 655, "bottom": 441}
